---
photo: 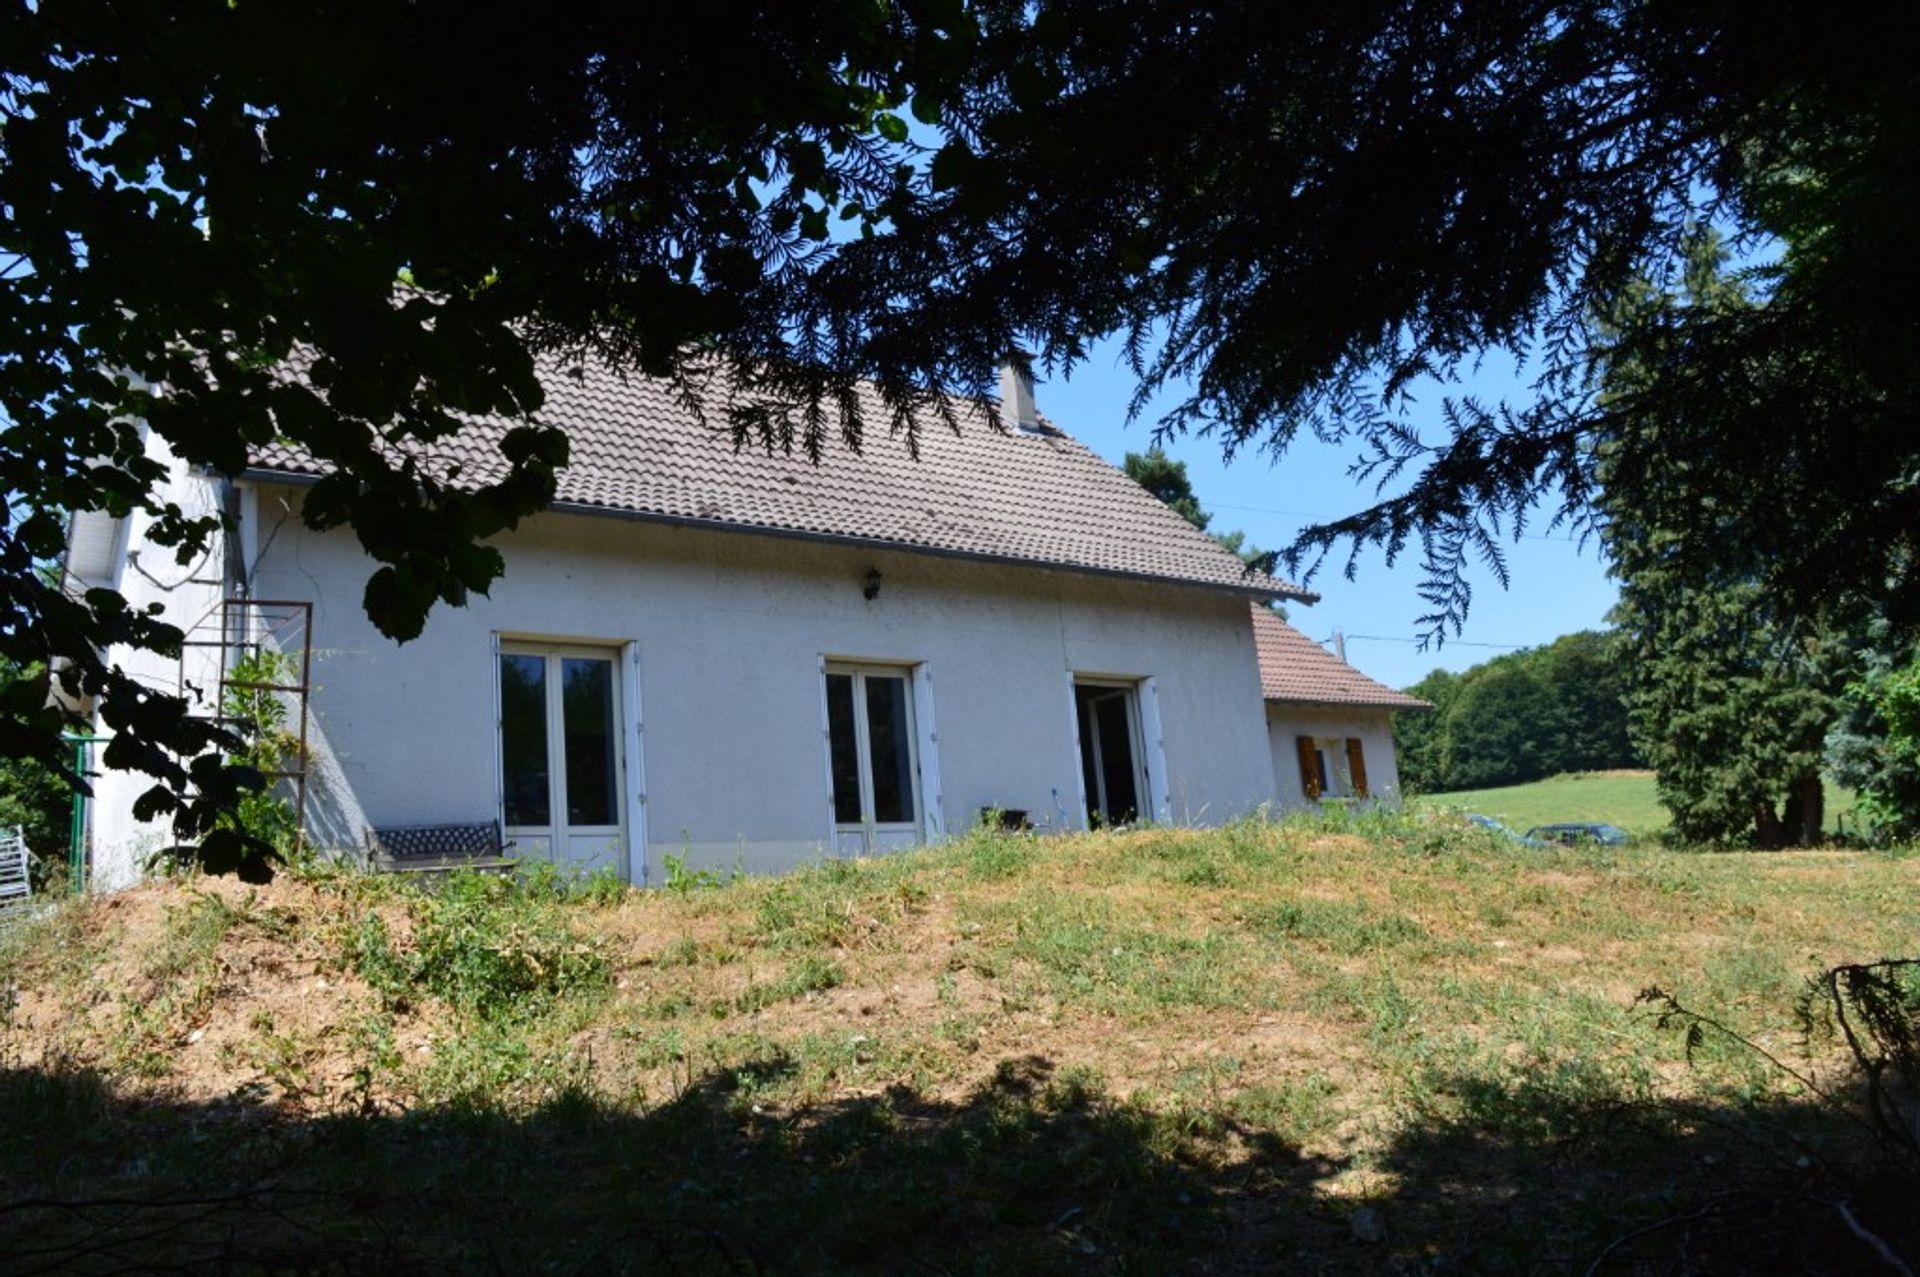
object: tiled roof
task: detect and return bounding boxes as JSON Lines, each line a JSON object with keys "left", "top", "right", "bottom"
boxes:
{"left": 1252, "top": 606, "right": 1432, "bottom": 709}
{"left": 249, "top": 358, "right": 1311, "bottom": 601}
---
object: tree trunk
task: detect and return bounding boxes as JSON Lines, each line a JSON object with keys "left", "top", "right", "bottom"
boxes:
{"left": 1789, "top": 772, "right": 1824, "bottom": 846}
{"left": 1754, "top": 799, "right": 1787, "bottom": 850}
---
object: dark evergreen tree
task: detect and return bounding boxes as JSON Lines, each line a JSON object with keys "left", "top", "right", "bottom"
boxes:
{"left": 1598, "top": 235, "right": 1846, "bottom": 846}
{"left": 1121, "top": 450, "right": 1211, "bottom": 532}
{"left": 1122, "top": 448, "right": 1275, "bottom": 584}
{"left": 6, "top": 2, "right": 1914, "bottom": 871}
{"left": 1612, "top": 582, "right": 1838, "bottom": 847}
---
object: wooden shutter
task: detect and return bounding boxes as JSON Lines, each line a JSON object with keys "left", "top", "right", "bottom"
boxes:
{"left": 1345, "top": 738, "right": 1369, "bottom": 798}
{"left": 1295, "top": 735, "right": 1322, "bottom": 800}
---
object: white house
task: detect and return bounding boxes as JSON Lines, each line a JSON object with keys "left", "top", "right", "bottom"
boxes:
{"left": 68, "top": 359, "right": 1365, "bottom": 890}
{"left": 1251, "top": 606, "right": 1431, "bottom": 805}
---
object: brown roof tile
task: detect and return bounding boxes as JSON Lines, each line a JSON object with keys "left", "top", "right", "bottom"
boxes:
{"left": 1252, "top": 606, "right": 1431, "bottom": 709}
{"left": 249, "top": 359, "right": 1312, "bottom": 600}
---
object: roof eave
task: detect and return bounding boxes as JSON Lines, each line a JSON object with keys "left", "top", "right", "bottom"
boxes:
{"left": 1264, "top": 694, "right": 1434, "bottom": 711}
{"left": 240, "top": 467, "right": 1320, "bottom": 604}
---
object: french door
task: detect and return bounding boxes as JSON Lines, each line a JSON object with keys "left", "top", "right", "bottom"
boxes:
{"left": 498, "top": 643, "right": 626, "bottom": 877}
{"left": 824, "top": 664, "right": 921, "bottom": 855}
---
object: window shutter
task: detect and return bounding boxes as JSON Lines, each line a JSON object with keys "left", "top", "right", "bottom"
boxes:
{"left": 1295, "top": 735, "right": 1321, "bottom": 800}
{"left": 1345, "top": 737, "right": 1369, "bottom": 798}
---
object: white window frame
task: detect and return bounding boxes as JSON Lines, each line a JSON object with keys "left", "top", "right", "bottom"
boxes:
{"left": 496, "top": 639, "right": 629, "bottom": 875}
{"left": 822, "top": 660, "right": 922, "bottom": 853}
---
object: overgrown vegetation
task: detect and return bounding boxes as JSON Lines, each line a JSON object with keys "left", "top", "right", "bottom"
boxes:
{"left": 2, "top": 817, "right": 1916, "bottom": 1272}
{"left": 1829, "top": 641, "right": 1920, "bottom": 845}
{"left": 217, "top": 650, "right": 303, "bottom": 863}
{"left": 348, "top": 868, "right": 609, "bottom": 1020}
{"left": 0, "top": 658, "right": 71, "bottom": 889}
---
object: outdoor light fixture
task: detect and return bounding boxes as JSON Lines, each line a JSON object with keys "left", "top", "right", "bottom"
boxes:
{"left": 863, "top": 568, "right": 882, "bottom": 600}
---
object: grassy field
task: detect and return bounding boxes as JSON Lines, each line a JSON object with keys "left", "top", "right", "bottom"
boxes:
{"left": 1415, "top": 770, "right": 1863, "bottom": 840}
{"left": 1413, "top": 769, "right": 1670, "bottom": 835}
{"left": 2, "top": 812, "right": 1916, "bottom": 1273}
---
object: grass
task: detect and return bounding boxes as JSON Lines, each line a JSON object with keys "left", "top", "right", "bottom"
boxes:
{"left": 1416, "top": 769, "right": 1864, "bottom": 840}
{"left": 1413, "top": 769, "right": 1670, "bottom": 835}
{"left": 1, "top": 811, "right": 1916, "bottom": 1273}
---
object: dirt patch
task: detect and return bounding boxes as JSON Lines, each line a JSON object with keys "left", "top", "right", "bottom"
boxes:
{"left": 4, "top": 875, "right": 439, "bottom": 1114}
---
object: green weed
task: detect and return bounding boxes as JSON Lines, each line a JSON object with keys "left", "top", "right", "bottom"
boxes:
{"left": 348, "top": 872, "right": 607, "bottom": 1019}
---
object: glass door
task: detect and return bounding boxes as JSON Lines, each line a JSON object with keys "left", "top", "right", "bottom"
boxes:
{"left": 824, "top": 664, "right": 920, "bottom": 855}
{"left": 1074, "top": 680, "right": 1146, "bottom": 827}
{"left": 499, "top": 644, "right": 625, "bottom": 877}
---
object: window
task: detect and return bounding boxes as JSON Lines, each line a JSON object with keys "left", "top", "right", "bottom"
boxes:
{"left": 1294, "top": 735, "right": 1369, "bottom": 800}
{"left": 824, "top": 664, "right": 919, "bottom": 846}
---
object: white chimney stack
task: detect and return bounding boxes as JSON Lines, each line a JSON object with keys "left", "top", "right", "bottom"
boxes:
{"left": 997, "top": 355, "right": 1040, "bottom": 433}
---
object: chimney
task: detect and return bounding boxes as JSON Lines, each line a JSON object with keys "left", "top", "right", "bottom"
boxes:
{"left": 997, "top": 355, "right": 1041, "bottom": 434}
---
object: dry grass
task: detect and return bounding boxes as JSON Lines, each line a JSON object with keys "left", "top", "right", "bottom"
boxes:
{"left": 2, "top": 811, "right": 1915, "bottom": 1273}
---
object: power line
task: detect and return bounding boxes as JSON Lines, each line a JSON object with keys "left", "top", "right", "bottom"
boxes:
{"left": 1206, "top": 499, "right": 1586, "bottom": 543}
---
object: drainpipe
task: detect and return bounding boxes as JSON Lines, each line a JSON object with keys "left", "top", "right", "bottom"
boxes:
{"left": 62, "top": 734, "right": 107, "bottom": 896}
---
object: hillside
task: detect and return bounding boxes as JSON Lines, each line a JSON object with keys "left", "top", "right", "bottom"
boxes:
{"left": 3, "top": 815, "right": 1916, "bottom": 1273}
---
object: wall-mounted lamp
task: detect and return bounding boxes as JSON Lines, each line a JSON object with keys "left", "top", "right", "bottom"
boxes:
{"left": 863, "top": 568, "right": 882, "bottom": 601}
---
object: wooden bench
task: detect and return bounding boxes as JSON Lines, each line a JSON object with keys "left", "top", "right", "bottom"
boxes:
{"left": 364, "top": 822, "right": 515, "bottom": 876}
{"left": 0, "top": 826, "right": 33, "bottom": 914}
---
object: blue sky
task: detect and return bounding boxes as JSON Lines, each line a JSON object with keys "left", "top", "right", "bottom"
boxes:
{"left": 1034, "top": 340, "right": 1620, "bottom": 690}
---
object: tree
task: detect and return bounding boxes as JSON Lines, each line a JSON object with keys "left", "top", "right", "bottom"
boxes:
{"left": 1827, "top": 634, "right": 1920, "bottom": 846}
{"left": 1534, "top": 630, "right": 1634, "bottom": 776}
{"left": 1393, "top": 670, "right": 1461, "bottom": 794}
{"left": 1121, "top": 450, "right": 1210, "bottom": 532}
{"left": 1613, "top": 580, "right": 1838, "bottom": 847}
{"left": 1441, "top": 660, "right": 1559, "bottom": 792}
{"left": 2, "top": 2, "right": 959, "bottom": 877}
{"left": 1390, "top": 631, "right": 1637, "bottom": 794}
{"left": 1121, "top": 448, "right": 1269, "bottom": 571}
{"left": 0, "top": 660, "right": 69, "bottom": 887}
{"left": 6, "top": 3, "right": 1915, "bottom": 872}
{"left": 1597, "top": 235, "right": 1844, "bottom": 847}
{"left": 870, "top": 2, "right": 1919, "bottom": 640}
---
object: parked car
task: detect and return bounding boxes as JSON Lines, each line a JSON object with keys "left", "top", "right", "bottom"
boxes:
{"left": 1524, "top": 822, "right": 1631, "bottom": 847}
{"left": 1464, "top": 813, "right": 1548, "bottom": 848}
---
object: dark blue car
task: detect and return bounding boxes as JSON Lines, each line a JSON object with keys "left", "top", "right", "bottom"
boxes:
{"left": 1464, "top": 813, "right": 1548, "bottom": 848}
{"left": 1525, "top": 822, "right": 1631, "bottom": 847}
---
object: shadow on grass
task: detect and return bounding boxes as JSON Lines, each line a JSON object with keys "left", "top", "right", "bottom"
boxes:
{"left": 0, "top": 1054, "right": 1912, "bottom": 1275}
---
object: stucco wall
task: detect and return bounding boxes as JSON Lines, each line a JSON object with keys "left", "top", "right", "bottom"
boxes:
{"left": 1264, "top": 702, "right": 1403, "bottom": 809}
{"left": 246, "top": 484, "right": 1277, "bottom": 880}
{"left": 84, "top": 432, "right": 231, "bottom": 891}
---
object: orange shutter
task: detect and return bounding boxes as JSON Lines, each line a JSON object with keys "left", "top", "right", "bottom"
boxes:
{"left": 1295, "top": 736, "right": 1322, "bottom": 799}
{"left": 1345, "top": 738, "right": 1369, "bottom": 798}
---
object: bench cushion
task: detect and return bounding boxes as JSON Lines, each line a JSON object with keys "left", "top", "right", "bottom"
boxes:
{"left": 365, "top": 823, "right": 512, "bottom": 874}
